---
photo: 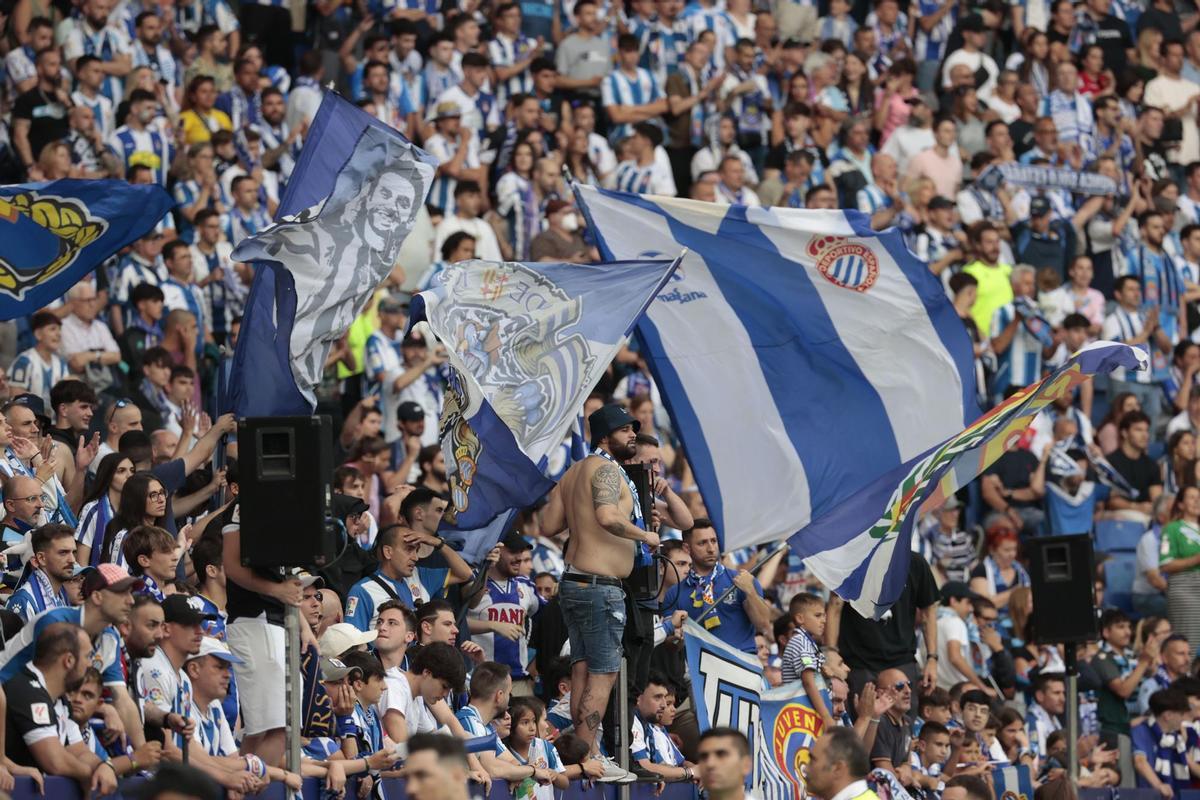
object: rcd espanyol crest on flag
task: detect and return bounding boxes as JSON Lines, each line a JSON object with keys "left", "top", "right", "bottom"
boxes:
{"left": 758, "top": 682, "right": 827, "bottom": 800}
{"left": 807, "top": 235, "right": 879, "bottom": 293}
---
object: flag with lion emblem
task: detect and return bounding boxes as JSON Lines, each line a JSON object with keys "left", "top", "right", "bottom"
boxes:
{"left": 0, "top": 180, "right": 171, "bottom": 319}
{"left": 408, "top": 257, "right": 679, "bottom": 537}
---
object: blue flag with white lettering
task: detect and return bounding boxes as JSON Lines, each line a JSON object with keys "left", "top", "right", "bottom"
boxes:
{"left": 0, "top": 180, "right": 171, "bottom": 319}
{"left": 226, "top": 91, "right": 436, "bottom": 417}
{"left": 409, "top": 257, "right": 678, "bottom": 554}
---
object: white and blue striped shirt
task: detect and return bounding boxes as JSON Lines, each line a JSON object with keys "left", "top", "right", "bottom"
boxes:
{"left": 1102, "top": 307, "right": 1155, "bottom": 384}
{"left": 990, "top": 303, "right": 1045, "bottom": 395}
{"left": 131, "top": 42, "right": 181, "bottom": 95}
{"left": 913, "top": 0, "right": 957, "bottom": 62}
{"left": 688, "top": 8, "right": 736, "bottom": 70}
{"left": 62, "top": 22, "right": 132, "bottom": 103}
{"left": 1039, "top": 91, "right": 1094, "bottom": 155}
{"left": 8, "top": 350, "right": 70, "bottom": 410}
{"left": 70, "top": 91, "right": 115, "bottom": 139}
{"left": 601, "top": 67, "right": 663, "bottom": 141}
{"left": 108, "top": 125, "right": 175, "bottom": 186}
{"left": 487, "top": 33, "right": 538, "bottom": 106}
{"left": 424, "top": 132, "right": 482, "bottom": 215}
{"left": 856, "top": 184, "right": 892, "bottom": 216}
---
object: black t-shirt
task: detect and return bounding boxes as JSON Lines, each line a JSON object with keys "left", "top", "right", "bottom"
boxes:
{"left": 870, "top": 712, "right": 912, "bottom": 766}
{"left": 1105, "top": 449, "right": 1162, "bottom": 502}
{"left": 838, "top": 555, "right": 939, "bottom": 672}
{"left": 985, "top": 449, "right": 1041, "bottom": 508}
{"left": 1138, "top": 6, "right": 1181, "bottom": 40}
{"left": 222, "top": 501, "right": 287, "bottom": 625}
{"left": 1092, "top": 15, "right": 1134, "bottom": 76}
{"left": 12, "top": 88, "right": 69, "bottom": 163}
{"left": 1010, "top": 118, "right": 1036, "bottom": 157}
{"left": 4, "top": 666, "right": 63, "bottom": 769}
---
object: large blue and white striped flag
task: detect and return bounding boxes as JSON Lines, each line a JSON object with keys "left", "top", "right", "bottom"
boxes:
{"left": 573, "top": 184, "right": 978, "bottom": 554}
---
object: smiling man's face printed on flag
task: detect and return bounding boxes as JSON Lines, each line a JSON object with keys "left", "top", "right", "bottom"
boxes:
{"left": 233, "top": 125, "right": 433, "bottom": 401}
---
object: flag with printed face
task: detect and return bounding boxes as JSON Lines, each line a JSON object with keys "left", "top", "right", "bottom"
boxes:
{"left": 226, "top": 91, "right": 436, "bottom": 417}
{"left": 0, "top": 180, "right": 171, "bottom": 320}
{"left": 409, "top": 257, "right": 679, "bottom": 547}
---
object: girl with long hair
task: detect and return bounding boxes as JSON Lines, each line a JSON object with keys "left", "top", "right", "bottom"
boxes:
{"left": 76, "top": 454, "right": 136, "bottom": 567}
{"left": 99, "top": 473, "right": 168, "bottom": 568}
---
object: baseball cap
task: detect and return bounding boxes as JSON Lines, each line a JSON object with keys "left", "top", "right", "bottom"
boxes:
{"left": 434, "top": 102, "right": 462, "bottom": 120}
{"left": 928, "top": 195, "right": 956, "bottom": 211}
{"left": 82, "top": 563, "right": 144, "bottom": 597}
{"left": 1030, "top": 196, "right": 1051, "bottom": 217}
{"left": 588, "top": 403, "right": 640, "bottom": 444}
{"left": 320, "top": 656, "right": 364, "bottom": 683}
{"left": 397, "top": 401, "right": 424, "bottom": 422}
{"left": 940, "top": 581, "right": 981, "bottom": 602}
{"left": 378, "top": 296, "right": 408, "bottom": 315}
{"left": 959, "top": 13, "right": 985, "bottom": 32}
{"left": 499, "top": 531, "right": 532, "bottom": 552}
{"left": 292, "top": 569, "right": 325, "bottom": 589}
{"left": 162, "top": 594, "right": 219, "bottom": 625}
{"left": 187, "top": 636, "right": 244, "bottom": 664}
{"left": 10, "top": 394, "right": 49, "bottom": 425}
{"left": 319, "top": 623, "right": 378, "bottom": 658}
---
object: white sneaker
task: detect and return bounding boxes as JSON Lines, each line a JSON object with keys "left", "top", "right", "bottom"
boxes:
{"left": 594, "top": 755, "right": 637, "bottom": 783}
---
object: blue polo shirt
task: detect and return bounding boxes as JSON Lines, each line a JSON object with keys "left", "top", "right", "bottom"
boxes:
{"left": 663, "top": 565, "right": 764, "bottom": 653}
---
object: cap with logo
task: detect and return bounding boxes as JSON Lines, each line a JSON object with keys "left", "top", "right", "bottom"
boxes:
{"left": 320, "top": 656, "right": 364, "bottom": 682}
{"left": 397, "top": 401, "right": 425, "bottom": 422}
{"left": 162, "top": 594, "right": 219, "bottom": 625}
{"left": 588, "top": 403, "right": 640, "bottom": 444}
{"left": 499, "top": 531, "right": 532, "bottom": 552}
{"left": 186, "top": 636, "right": 244, "bottom": 664}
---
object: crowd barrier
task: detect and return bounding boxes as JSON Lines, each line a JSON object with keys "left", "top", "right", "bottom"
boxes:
{"left": 6, "top": 775, "right": 704, "bottom": 799}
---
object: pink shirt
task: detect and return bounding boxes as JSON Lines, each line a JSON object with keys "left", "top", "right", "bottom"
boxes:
{"left": 906, "top": 147, "right": 963, "bottom": 198}
{"left": 875, "top": 88, "right": 916, "bottom": 145}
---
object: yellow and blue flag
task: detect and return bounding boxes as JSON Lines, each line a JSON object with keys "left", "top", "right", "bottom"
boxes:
{"left": 0, "top": 180, "right": 171, "bottom": 319}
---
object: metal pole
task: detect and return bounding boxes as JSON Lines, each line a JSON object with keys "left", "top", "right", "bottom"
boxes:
{"left": 618, "top": 656, "right": 630, "bottom": 800}
{"left": 1065, "top": 645, "right": 1079, "bottom": 783}
{"left": 284, "top": 604, "right": 302, "bottom": 774}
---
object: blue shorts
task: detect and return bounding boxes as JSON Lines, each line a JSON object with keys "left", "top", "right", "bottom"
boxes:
{"left": 558, "top": 578, "right": 626, "bottom": 675}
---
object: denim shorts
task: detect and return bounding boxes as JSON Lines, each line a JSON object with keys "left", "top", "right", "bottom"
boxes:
{"left": 558, "top": 578, "right": 626, "bottom": 675}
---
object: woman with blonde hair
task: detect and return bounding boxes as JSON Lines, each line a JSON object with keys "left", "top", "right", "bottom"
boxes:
{"left": 33, "top": 141, "right": 75, "bottom": 181}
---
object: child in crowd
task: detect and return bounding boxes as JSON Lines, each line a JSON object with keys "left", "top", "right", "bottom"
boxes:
{"left": 504, "top": 697, "right": 568, "bottom": 800}
{"left": 780, "top": 593, "right": 835, "bottom": 729}
{"left": 124, "top": 524, "right": 180, "bottom": 603}
{"left": 910, "top": 720, "right": 952, "bottom": 800}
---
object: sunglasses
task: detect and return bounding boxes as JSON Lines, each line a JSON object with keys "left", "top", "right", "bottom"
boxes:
{"left": 113, "top": 398, "right": 133, "bottom": 409}
{"left": 893, "top": 681, "right": 910, "bottom": 692}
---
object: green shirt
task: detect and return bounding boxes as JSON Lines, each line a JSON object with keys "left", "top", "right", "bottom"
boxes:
{"left": 1159, "top": 519, "right": 1200, "bottom": 567}
{"left": 962, "top": 260, "right": 1013, "bottom": 335}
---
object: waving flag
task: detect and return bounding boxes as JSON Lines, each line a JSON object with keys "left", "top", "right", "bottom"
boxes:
{"left": 409, "top": 257, "right": 679, "bottom": 543}
{"left": 226, "top": 91, "right": 436, "bottom": 416}
{"left": 794, "top": 341, "right": 1146, "bottom": 617}
{"left": 0, "top": 180, "right": 171, "bottom": 319}
{"left": 572, "top": 184, "right": 978, "bottom": 554}
{"left": 683, "top": 620, "right": 765, "bottom": 778}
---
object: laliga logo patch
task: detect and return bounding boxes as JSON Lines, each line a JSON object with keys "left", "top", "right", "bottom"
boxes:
{"left": 807, "top": 235, "right": 878, "bottom": 293}
{"left": 0, "top": 193, "right": 107, "bottom": 300}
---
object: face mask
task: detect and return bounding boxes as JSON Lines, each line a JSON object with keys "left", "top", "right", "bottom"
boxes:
{"left": 560, "top": 213, "right": 579, "bottom": 232}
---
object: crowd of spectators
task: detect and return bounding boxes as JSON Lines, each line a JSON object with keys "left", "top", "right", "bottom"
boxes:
{"left": 8, "top": 0, "right": 1200, "bottom": 791}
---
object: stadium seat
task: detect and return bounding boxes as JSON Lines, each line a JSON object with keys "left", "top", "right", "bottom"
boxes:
{"left": 1094, "top": 519, "right": 1146, "bottom": 554}
{"left": 1102, "top": 553, "right": 1138, "bottom": 616}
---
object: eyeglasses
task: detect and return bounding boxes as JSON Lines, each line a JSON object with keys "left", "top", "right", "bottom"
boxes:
{"left": 10, "top": 494, "right": 43, "bottom": 505}
{"left": 979, "top": 616, "right": 999, "bottom": 626}
{"left": 146, "top": 490, "right": 167, "bottom": 501}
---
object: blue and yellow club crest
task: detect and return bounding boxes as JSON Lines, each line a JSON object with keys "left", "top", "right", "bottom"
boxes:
{"left": 0, "top": 191, "right": 107, "bottom": 301}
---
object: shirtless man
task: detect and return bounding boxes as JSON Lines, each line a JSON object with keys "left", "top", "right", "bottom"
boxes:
{"left": 543, "top": 404, "right": 659, "bottom": 776}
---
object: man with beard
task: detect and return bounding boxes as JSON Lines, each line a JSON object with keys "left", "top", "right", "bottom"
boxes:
{"left": 4, "top": 624, "right": 118, "bottom": 794}
{"left": 664, "top": 520, "right": 770, "bottom": 655}
{"left": 7, "top": 525, "right": 78, "bottom": 622}
{"left": 138, "top": 595, "right": 210, "bottom": 747}
{"left": 630, "top": 673, "right": 693, "bottom": 781}
{"left": 124, "top": 594, "right": 166, "bottom": 715}
{"left": 11, "top": 47, "right": 71, "bottom": 170}
{"left": 542, "top": 403, "right": 658, "bottom": 779}
{"left": 417, "top": 446, "right": 448, "bottom": 494}
{"left": 252, "top": 87, "right": 301, "bottom": 185}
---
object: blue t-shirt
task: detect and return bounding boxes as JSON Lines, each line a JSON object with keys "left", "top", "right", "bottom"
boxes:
{"left": 0, "top": 605, "right": 124, "bottom": 684}
{"left": 345, "top": 567, "right": 449, "bottom": 631}
{"left": 663, "top": 565, "right": 764, "bottom": 653}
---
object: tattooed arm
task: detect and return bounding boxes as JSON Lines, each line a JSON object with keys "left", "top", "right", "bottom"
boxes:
{"left": 591, "top": 463, "right": 656, "bottom": 544}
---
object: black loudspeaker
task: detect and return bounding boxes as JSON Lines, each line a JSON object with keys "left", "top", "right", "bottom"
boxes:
{"left": 1029, "top": 535, "right": 1098, "bottom": 644}
{"left": 238, "top": 415, "right": 335, "bottom": 568}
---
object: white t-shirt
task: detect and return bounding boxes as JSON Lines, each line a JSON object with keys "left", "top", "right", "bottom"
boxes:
{"left": 380, "top": 666, "right": 437, "bottom": 736}
{"left": 935, "top": 612, "right": 972, "bottom": 689}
